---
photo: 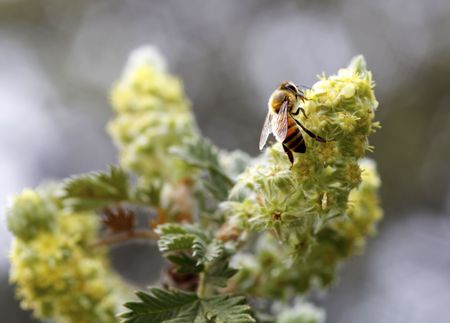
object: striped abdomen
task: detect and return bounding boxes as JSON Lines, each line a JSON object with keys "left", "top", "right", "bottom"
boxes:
{"left": 283, "top": 116, "right": 306, "bottom": 153}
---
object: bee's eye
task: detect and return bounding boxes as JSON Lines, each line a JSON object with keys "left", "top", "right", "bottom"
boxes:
{"left": 285, "top": 84, "right": 297, "bottom": 93}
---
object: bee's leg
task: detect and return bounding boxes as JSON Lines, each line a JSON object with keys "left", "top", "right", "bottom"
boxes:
{"left": 291, "top": 107, "right": 308, "bottom": 119}
{"left": 293, "top": 118, "right": 326, "bottom": 142}
{"left": 282, "top": 144, "right": 295, "bottom": 167}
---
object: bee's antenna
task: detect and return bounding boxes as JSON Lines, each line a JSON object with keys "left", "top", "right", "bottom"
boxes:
{"left": 296, "top": 84, "right": 311, "bottom": 91}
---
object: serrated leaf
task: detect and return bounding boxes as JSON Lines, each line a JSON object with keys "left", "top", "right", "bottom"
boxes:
{"left": 192, "top": 238, "right": 224, "bottom": 265}
{"left": 62, "top": 165, "right": 129, "bottom": 211}
{"left": 158, "top": 234, "right": 196, "bottom": 253}
{"left": 156, "top": 224, "right": 235, "bottom": 283}
{"left": 201, "top": 295, "right": 255, "bottom": 323}
{"left": 166, "top": 253, "right": 204, "bottom": 274}
{"left": 156, "top": 224, "right": 199, "bottom": 254}
{"left": 156, "top": 223, "right": 190, "bottom": 236}
{"left": 204, "top": 171, "right": 233, "bottom": 201}
{"left": 205, "top": 259, "right": 239, "bottom": 288}
{"left": 172, "top": 138, "right": 234, "bottom": 201}
{"left": 133, "top": 182, "right": 161, "bottom": 206}
{"left": 120, "top": 288, "right": 255, "bottom": 323}
{"left": 121, "top": 288, "right": 198, "bottom": 323}
{"left": 171, "top": 138, "right": 220, "bottom": 170}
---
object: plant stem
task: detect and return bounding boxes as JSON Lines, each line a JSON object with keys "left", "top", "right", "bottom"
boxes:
{"left": 92, "top": 229, "right": 158, "bottom": 248}
{"left": 197, "top": 272, "right": 206, "bottom": 298}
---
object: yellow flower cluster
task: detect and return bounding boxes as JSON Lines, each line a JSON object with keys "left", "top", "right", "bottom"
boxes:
{"left": 8, "top": 187, "right": 126, "bottom": 323}
{"left": 304, "top": 55, "right": 379, "bottom": 161}
{"left": 225, "top": 55, "right": 379, "bottom": 233}
{"left": 6, "top": 189, "right": 56, "bottom": 241}
{"left": 223, "top": 56, "right": 382, "bottom": 296}
{"left": 330, "top": 158, "right": 383, "bottom": 252}
{"left": 277, "top": 300, "right": 325, "bottom": 323}
{"left": 231, "top": 159, "right": 382, "bottom": 298}
{"left": 108, "top": 47, "right": 198, "bottom": 183}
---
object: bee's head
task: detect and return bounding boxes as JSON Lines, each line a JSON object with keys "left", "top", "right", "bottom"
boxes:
{"left": 279, "top": 81, "right": 298, "bottom": 94}
{"left": 279, "top": 81, "right": 305, "bottom": 100}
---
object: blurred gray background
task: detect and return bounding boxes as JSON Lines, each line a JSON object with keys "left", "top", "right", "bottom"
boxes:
{"left": 1, "top": 0, "right": 449, "bottom": 322}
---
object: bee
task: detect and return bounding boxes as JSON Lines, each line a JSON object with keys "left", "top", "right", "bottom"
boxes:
{"left": 259, "top": 81, "right": 326, "bottom": 165}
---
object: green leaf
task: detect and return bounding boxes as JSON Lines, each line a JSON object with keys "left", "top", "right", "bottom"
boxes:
{"left": 200, "top": 295, "right": 255, "bottom": 323}
{"left": 158, "top": 234, "right": 196, "bottom": 253}
{"left": 121, "top": 288, "right": 198, "bottom": 323}
{"left": 62, "top": 165, "right": 129, "bottom": 211}
{"left": 156, "top": 224, "right": 198, "bottom": 254}
{"left": 204, "top": 171, "right": 233, "bottom": 202}
{"left": 166, "top": 253, "right": 204, "bottom": 274}
{"left": 132, "top": 182, "right": 162, "bottom": 207}
{"left": 156, "top": 223, "right": 190, "bottom": 236}
{"left": 156, "top": 223, "right": 237, "bottom": 285}
{"left": 205, "top": 258, "right": 239, "bottom": 288}
{"left": 156, "top": 224, "right": 224, "bottom": 264}
{"left": 192, "top": 238, "right": 224, "bottom": 265}
{"left": 171, "top": 138, "right": 221, "bottom": 170}
{"left": 172, "top": 138, "right": 234, "bottom": 201}
{"left": 120, "top": 288, "right": 255, "bottom": 323}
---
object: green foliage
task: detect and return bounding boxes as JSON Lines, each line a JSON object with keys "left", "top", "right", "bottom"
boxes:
{"left": 172, "top": 138, "right": 234, "bottom": 201}
{"left": 133, "top": 182, "right": 162, "bottom": 206}
{"left": 156, "top": 224, "right": 200, "bottom": 253}
{"left": 62, "top": 165, "right": 129, "bottom": 211}
{"left": 158, "top": 232, "right": 196, "bottom": 253}
{"left": 121, "top": 288, "right": 255, "bottom": 323}
{"left": 156, "top": 223, "right": 238, "bottom": 287}
{"left": 156, "top": 224, "right": 208, "bottom": 259}
{"left": 192, "top": 237, "right": 224, "bottom": 264}
{"left": 204, "top": 257, "right": 239, "bottom": 288}
{"left": 166, "top": 253, "right": 204, "bottom": 274}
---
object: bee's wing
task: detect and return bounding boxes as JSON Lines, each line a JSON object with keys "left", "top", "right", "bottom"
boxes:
{"left": 259, "top": 111, "right": 272, "bottom": 150}
{"left": 272, "top": 101, "right": 289, "bottom": 143}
